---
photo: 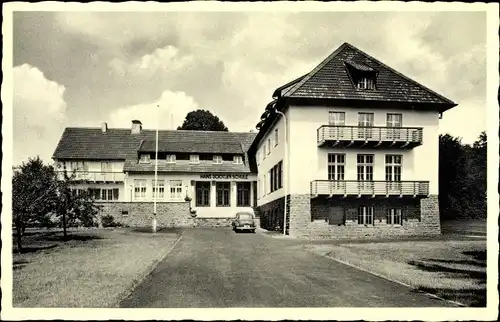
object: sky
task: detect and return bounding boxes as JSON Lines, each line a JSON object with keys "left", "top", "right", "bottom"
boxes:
{"left": 11, "top": 10, "right": 488, "bottom": 166}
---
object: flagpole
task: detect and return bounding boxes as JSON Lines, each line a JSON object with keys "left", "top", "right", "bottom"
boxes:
{"left": 153, "top": 104, "right": 159, "bottom": 234}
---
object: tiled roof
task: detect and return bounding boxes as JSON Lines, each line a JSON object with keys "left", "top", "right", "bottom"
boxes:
{"left": 52, "top": 128, "right": 256, "bottom": 163}
{"left": 279, "top": 42, "right": 457, "bottom": 107}
{"left": 138, "top": 140, "right": 244, "bottom": 154}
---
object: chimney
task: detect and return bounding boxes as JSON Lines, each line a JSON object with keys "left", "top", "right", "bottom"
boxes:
{"left": 101, "top": 122, "right": 108, "bottom": 133}
{"left": 131, "top": 120, "right": 142, "bottom": 134}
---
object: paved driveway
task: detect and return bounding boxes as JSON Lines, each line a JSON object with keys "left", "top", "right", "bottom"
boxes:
{"left": 120, "top": 228, "right": 457, "bottom": 308}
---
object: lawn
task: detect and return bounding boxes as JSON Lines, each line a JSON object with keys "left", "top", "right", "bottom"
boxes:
{"left": 13, "top": 228, "right": 180, "bottom": 307}
{"left": 305, "top": 239, "right": 486, "bottom": 307}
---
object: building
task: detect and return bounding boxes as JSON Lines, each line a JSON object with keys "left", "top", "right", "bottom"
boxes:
{"left": 52, "top": 121, "right": 258, "bottom": 227}
{"left": 250, "top": 42, "right": 457, "bottom": 238}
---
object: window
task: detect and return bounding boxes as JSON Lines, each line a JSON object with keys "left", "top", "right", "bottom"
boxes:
{"left": 134, "top": 179, "right": 147, "bottom": 199}
{"left": 101, "top": 162, "right": 112, "bottom": 172}
{"left": 90, "top": 188, "right": 119, "bottom": 201}
{"left": 216, "top": 182, "right": 230, "bottom": 207}
{"left": 277, "top": 161, "right": 282, "bottom": 190}
{"left": 328, "top": 154, "right": 345, "bottom": 190}
{"left": 262, "top": 143, "right": 266, "bottom": 159}
{"left": 152, "top": 179, "right": 165, "bottom": 199}
{"left": 267, "top": 138, "right": 271, "bottom": 155}
{"left": 169, "top": 180, "right": 183, "bottom": 200}
{"left": 274, "top": 128, "right": 279, "bottom": 146}
{"left": 263, "top": 174, "right": 267, "bottom": 195}
{"left": 213, "top": 155, "right": 223, "bottom": 164}
{"left": 328, "top": 111, "right": 346, "bottom": 138}
{"left": 386, "top": 113, "right": 403, "bottom": 140}
{"left": 237, "top": 182, "right": 251, "bottom": 207}
{"left": 139, "top": 154, "right": 151, "bottom": 164}
{"left": 385, "top": 155, "right": 402, "bottom": 191}
{"left": 387, "top": 208, "right": 402, "bottom": 225}
{"left": 357, "top": 77, "right": 375, "bottom": 90}
{"left": 257, "top": 151, "right": 261, "bottom": 165}
{"left": 357, "top": 154, "right": 374, "bottom": 190}
{"left": 358, "top": 206, "right": 374, "bottom": 225}
{"left": 269, "top": 161, "right": 283, "bottom": 193}
{"left": 233, "top": 155, "right": 243, "bottom": 164}
{"left": 166, "top": 154, "right": 176, "bottom": 163}
{"left": 196, "top": 182, "right": 210, "bottom": 207}
{"left": 190, "top": 154, "right": 200, "bottom": 164}
{"left": 358, "top": 113, "right": 374, "bottom": 139}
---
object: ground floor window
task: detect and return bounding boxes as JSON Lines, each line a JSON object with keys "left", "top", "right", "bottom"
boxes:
{"left": 134, "top": 179, "right": 147, "bottom": 199}
{"left": 216, "top": 182, "right": 230, "bottom": 207}
{"left": 237, "top": 182, "right": 251, "bottom": 207}
{"left": 153, "top": 179, "right": 165, "bottom": 199}
{"left": 387, "top": 208, "right": 402, "bottom": 225}
{"left": 196, "top": 182, "right": 210, "bottom": 207}
{"left": 358, "top": 206, "right": 374, "bottom": 225}
{"left": 169, "top": 180, "right": 183, "bottom": 201}
{"left": 89, "top": 188, "right": 119, "bottom": 201}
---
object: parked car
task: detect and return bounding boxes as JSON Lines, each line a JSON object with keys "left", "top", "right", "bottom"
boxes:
{"left": 232, "top": 211, "right": 256, "bottom": 233}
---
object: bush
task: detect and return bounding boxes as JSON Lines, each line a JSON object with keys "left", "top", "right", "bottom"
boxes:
{"left": 101, "top": 215, "right": 118, "bottom": 228}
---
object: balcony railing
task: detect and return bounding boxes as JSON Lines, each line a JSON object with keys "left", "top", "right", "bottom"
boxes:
{"left": 317, "top": 125, "right": 423, "bottom": 148}
{"left": 56, "top": 171, "right": 125, "bottom": 183}
{"left": 310, "top": 180, "right": 429, "bottom": 197}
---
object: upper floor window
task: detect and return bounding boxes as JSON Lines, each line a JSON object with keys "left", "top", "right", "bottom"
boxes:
{"left": 190, "top": 154, "right": 200, "bottom": 164}
{"left": 329, "top": 111, "right": 345, "bottom": 126}
{"left": 233, "top": 155, "right": 243, "bottom": 164}
{"left": 166, "top": 154, "right": 176, "bottom": 163}
{"left": 213, "top": 155, "right": 223, "bottom": 164}
{"left": 274, "top": 128, "right": 279, "bottom": 146}
{"left": 139, "top": 154, "right": 151, "bottom": 164}
{"left": 267, "top": 138, "right": 271, "bottom": 155}
{"left": 357, "top": 77, "right": 375, "bottom": 90}
{"left": 358, "top": 112, "right": 375, "bottom": 139}
{"left": 101, "top": 162, "right": 112, "bottom": 172}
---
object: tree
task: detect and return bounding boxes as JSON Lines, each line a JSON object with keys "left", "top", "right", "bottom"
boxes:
{"left": 177, "top": 109, "right": 229, "bottom": 131}
{"left": 12, "top": 157, "right": 59, "bottom": 252}
{"left": 438, "top": 132, "right": 487, "bottom": 220}
{"left": 53, "top": 171, "right": 100, "bottom": 238}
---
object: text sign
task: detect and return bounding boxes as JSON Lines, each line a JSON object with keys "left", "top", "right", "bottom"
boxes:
{"left": 200, "top": 174, "right": 249, "bottom": 180}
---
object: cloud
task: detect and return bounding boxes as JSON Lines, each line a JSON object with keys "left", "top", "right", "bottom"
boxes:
{"left": 13, "top": 64, "right": 67, "bottom": 165}
{"left": 109, "top": 45, "right": 194, "bottom": 79}
{"left": 107, "top": 90, "right": 199, "bottom": 130}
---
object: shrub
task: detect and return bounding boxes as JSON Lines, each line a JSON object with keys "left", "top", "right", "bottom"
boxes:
{"left": 101, "top": 215, "right": 118, "bottom": 228}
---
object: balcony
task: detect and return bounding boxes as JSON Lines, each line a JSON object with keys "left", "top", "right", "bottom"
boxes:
{"left": 56, "top": 171, "right": 125, "bottom": 183}
{"left": 310, "top": 180, "right": 429, "bottom": 198}
{"left": 317, "top": 125, "right": 423, "bottom": 149}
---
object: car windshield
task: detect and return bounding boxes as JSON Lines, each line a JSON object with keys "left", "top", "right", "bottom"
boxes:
{"left": 237, "top": 213, "right": 253, "bottom": 220}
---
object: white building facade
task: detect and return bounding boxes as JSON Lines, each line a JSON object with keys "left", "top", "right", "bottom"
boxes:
{"left": 250, "top": 42, "right": 457, "bottom": 238}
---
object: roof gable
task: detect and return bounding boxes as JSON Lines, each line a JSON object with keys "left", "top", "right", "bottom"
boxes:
{"left": 280, "top": 42, "right": 456, "bottom": 107}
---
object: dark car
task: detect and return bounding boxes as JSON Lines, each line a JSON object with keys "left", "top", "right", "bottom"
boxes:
{"left": 232, "top": 212, "right": 256, "bottom": 233}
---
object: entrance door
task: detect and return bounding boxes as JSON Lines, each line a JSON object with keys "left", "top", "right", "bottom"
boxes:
{"left": 328, "top": 206, "right": 345, "bottom": 225}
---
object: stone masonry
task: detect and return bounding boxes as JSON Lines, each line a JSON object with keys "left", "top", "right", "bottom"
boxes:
{"left": 279, "top": 194, "right": 442, "bottom": 239}
{"left": 95, "top": 202, "right": 257, "bottom": 229}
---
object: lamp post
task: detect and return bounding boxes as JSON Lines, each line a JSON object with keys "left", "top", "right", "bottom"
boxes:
{"left": 274, "top": 109, "right": 288, "bottom": 236}
{"left": 153, "top": 104, "right": 159, "bottom": 234}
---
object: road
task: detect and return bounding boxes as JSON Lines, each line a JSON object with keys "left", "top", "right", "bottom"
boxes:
{"left": 120, "top": 228, "right": 457, "bottom": 308}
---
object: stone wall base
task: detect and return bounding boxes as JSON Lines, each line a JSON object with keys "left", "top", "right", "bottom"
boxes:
{"left": 282, "top": 194, "right": 442, "bottom": 240}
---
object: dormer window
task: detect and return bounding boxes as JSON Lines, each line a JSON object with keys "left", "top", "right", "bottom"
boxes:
{"left": 357, "top": 77, "right": 375, "bottom": 90}
{"left": 233, "top": 155, "right": 243, "bottom": 164}
{"left": 190, "top": 154, "right": 200, "bottom": 164}
{"left": 166, "top": 154, "right": 176, "bottom": 163}
{"left": 213, "top": 155, "right": 223, "bottom": 164}
{"left": 344, "top": 60, "right": 378, "bottom": 90}
{"left": 139, "top": 154, "right": 151, "bottom": 163}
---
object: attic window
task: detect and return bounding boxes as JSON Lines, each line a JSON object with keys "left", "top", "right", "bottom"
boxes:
{"left": 139, "top": 154, "right": 151, "bottom": 163}
{"left": 357, "top": 77, "right": 375, "bottom": 90}
{"left": 344, "top": 60, "right": 378, "bottom": 90}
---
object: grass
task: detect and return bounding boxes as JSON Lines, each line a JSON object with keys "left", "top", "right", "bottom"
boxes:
{"left": 13, "top": 228, "right": 180, "bottom": 307}
{"left": 305, "top": 239, "right": 486, "bottom": 307}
